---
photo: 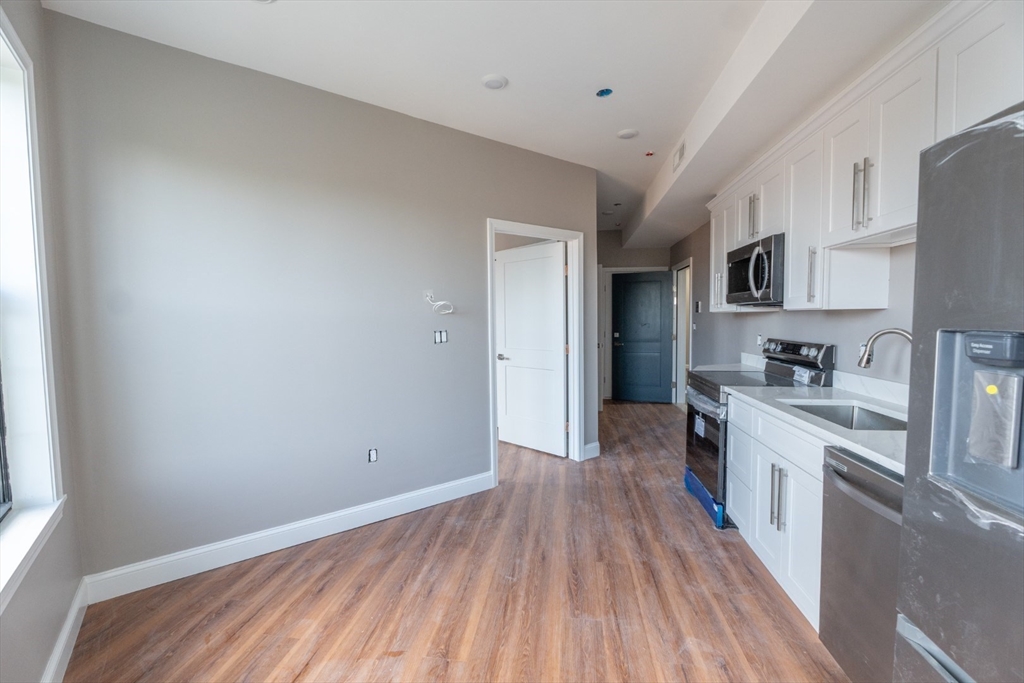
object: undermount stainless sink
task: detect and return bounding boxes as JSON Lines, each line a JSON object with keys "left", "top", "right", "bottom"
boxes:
{"left": 789, "top": 403, "right": 908, "bottom": 431}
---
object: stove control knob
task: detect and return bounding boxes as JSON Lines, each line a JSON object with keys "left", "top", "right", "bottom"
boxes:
{"left": 809, "top": 348, "right": 819, "bottom": 358}
{"left": 799, "top": 346, "right": 809, "bottom": 356}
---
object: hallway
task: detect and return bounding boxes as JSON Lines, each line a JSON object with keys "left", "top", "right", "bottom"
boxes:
{"left": 64, "top": 402, "right": 845, "bottom": 682}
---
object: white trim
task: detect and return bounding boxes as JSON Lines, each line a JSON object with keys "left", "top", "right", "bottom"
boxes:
{"left": 84, "top": 472, "right": 492, "bottom": 605}
{"left": 0, "top": 497, "right": 64, "bottom": 614}
{"left": 600, "top": 265, "right": 671, "bottom": 399}
{"left": 583, "top": 442, "right": 601, "bottom": 461}
{"left": 0, "top": 7, "right": 64, "bottom": 500}
{"left": 42, "top": 578, "right": 87, "bottom": 683}
{"left": 487, "top": 219, "right": 585, "bottom": 468}
{"left": 671, "top": 259, "right": 693, "bottom": 404}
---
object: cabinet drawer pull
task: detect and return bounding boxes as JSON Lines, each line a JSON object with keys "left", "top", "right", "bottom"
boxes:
{"left": 807, "top": 246, "right": 817, "bottom": 302}
{"left": 852, "top": 161, "right": 862, "bottom": 229}
{"left": 862, "top": 156, "right": 873, "bottom": 226}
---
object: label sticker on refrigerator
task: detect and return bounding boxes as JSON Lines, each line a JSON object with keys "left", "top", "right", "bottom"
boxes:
{"left": 695, "top": 415, "right": 706, "bottom": 438}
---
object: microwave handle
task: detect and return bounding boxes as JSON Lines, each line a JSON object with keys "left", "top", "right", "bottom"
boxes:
{"left": 747, "top": 245, "right": 762, "bottom": 298}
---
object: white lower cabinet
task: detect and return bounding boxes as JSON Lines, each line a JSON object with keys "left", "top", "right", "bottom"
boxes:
{"left": 727, "top": 398, "right": 826, "bottom": 631}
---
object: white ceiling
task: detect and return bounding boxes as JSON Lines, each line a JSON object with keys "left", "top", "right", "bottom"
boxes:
{"left": 42, "top": 0, "right": 765, "bottom": 232}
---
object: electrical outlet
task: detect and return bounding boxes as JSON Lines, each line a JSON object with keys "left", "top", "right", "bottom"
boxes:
{"left": 757, "top": 334, "right": 763, "bottom": 347}
{"left": 368, "top": 448, "right": 378, "bottom": 463}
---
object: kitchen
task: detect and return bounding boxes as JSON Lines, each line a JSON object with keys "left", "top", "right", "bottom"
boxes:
{"left": 662, "top": 2, "right": 1024, "bottom": 681}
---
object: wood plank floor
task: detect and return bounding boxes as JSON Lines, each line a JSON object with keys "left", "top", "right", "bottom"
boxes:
{"left": 65, "top": 401, "right": 846, "bottom": 682}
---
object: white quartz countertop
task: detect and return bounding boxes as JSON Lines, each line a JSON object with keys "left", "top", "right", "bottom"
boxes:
{"left": 691, "top": 363, "right": 764, "bottom": 372}
{"left": 723, "top": 385, "right": 908, "bottom": 475}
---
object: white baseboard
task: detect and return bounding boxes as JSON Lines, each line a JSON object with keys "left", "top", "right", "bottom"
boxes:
{"left": 583, "top": 441, "right": 601, "bottom": 460}
{"left": 42, "top": 578, "right": 87, "bottom": 683}
{"left": 84, "top": 471, "right": 494, "bottom": 605}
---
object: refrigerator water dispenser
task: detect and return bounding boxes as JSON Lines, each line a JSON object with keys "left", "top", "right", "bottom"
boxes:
{"left": 931, "top": 331, "right": 1024, "bottom": 514}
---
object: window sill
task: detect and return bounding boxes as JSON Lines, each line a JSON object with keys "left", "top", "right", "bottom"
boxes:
{"left": 0, "top": 496, "right": 65, "bottom": 615}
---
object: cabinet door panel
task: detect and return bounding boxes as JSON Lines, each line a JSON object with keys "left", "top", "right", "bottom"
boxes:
{"left": 937, "top": 1, "right": 1024, "bottom": 140}
{"left": 710, "top": 199, "right": 737, "bottom": 312}
{"left": 726, "top": 423, "right": 753, "bottom": 489}
{"left": 735, "top": 178, "right": 757, "bottom": 249}
{"left": 750, "top": 442, "right": 783, "bottom": 575}
{"left": 726, "top": 476, "right": 752, "bottom": 541}
{"left": 757, "top": 160, "right": 785, "bottom": 239}
{"left": 867, "top": 49, "right": 937, "bottom": 233}
{"left": 784, "top": 132, "right": 824, "bottom": 310}
{"left": 779, "top": 462, "right": 824, "bottom": 631}
{"left": 821, "top": 99, "right": 870, "bottom": 247}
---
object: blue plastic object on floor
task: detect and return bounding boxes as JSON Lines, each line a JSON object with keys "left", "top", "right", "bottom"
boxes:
{"left": 684, "top": 466, "right": 725, "bottom": 528}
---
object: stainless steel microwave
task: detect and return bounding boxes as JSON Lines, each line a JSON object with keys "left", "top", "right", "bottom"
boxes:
{"left": 726, "top": 233, "right": 785, "bottom": 306}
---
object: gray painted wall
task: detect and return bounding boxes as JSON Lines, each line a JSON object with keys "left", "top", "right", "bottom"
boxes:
{"left": 670, "top": 222, "right": 916, "bottom": 382}
{"left": 47, "top": 13, "right": 597, "bottom": 576}
{"left": 597, "top": 230, "right": 670, "bottom": 268}
{"left": 0, "top": 1, "right": 83, "bottom": 681}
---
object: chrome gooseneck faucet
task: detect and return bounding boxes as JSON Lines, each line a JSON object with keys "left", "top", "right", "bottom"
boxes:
{"left": 858, "top": 328, "right": 913, "bottom": 368}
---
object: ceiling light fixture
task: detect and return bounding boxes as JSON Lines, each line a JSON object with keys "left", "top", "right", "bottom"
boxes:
{"left": 601, "top": 210, "right": 614, "bottom": 216}
{"left": 482, "top": 74, "right": 509, "bottom": 90}
{"left": 617, "top": 129, "right": 639, "bottom": 140}
{"left": 596, "top": 88, "right": 613, "bottom": 98}
{"left": 645, "top": 151, "right": 655, "bottom": 157}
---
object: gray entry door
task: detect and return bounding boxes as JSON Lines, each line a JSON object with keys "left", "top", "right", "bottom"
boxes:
{"left": 612, "top": 272, "right": 674, "bottom": 403}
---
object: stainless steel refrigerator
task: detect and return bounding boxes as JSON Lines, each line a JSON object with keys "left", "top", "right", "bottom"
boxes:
{"left": 894, "top": 102, "right": 1024, "bottom": 682}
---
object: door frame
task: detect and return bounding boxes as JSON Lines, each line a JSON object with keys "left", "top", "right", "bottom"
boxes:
{"left": 671, "top": 258, "right": 693, "bottom": 406}
{"left": 488, "top": 219, "right": 584, "bottom": 484}
{"left": 599, "top": 266, "right": 668, "bottom": 401}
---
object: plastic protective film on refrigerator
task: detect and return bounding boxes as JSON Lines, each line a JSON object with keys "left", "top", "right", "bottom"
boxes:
{"left": 930, "top": 331, "right": 1024, "bottom": 515}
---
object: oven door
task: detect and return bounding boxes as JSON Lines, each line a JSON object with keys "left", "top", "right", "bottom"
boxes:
{"left": 726, "top": 233, "right": 784, "bottom": 306}
{"left": 686, "top": 403, "right": 725, "bottom": 502}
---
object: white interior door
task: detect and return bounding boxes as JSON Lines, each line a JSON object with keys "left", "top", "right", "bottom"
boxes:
{"left": 495, "top": 240, "right": 567, "bottom": 457}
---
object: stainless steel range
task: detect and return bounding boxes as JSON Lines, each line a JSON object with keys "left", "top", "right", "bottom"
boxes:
{"left": 684, "top": 339, "right": 836, "bottom": 527}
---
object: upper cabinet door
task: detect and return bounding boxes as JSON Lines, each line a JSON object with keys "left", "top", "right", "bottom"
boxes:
{"left": 821, "top": 98, "right": 870, "bottom": 247}
{"left": 936, "top": 1, "right": 1024, "bottom": 141}
{"left": 756, "top": 159, "right": 786, "bottom": 239}
{"left": 866, "top": 49, "right": 937, "bottom": 234}
{"left": 735, "top": 177, "right": 758, "bottom": 250}
{"left": 709, "top": 199, "right": 736, "bottom": 313}
{"left": 784, "top": 132, "right": 824, "bottom": 310}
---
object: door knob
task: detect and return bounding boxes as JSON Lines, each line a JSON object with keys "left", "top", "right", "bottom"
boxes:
{"left": 497, "top": 354, "right": 510, "bottom": 361}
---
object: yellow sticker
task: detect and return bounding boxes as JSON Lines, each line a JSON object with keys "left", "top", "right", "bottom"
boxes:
{"left": 986, "top": 384, "right": 999, "bottom": 395}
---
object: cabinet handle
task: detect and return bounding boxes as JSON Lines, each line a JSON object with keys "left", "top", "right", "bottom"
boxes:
{"left": 754, "top": 194, "right": 760, "bottom": 235}
{"left": 714, "top": 273, "right": 719, "bottom": 307}
{"left": 769, "top": 463, "right": 778, "bottom": 525}
{"left": 776, "top": 467, "right": 785, "bottom": 531}
{"left": 852, "top": 161, "right": 862, "bottom": 229}
{"left": 749, "top": 194, "right": 757, "bottom": 240}
{"left": 862, "top": 156, "right": 873, "bottom": 227}
{"left": 807, "top": 246, "right": 817, "bottom": 302}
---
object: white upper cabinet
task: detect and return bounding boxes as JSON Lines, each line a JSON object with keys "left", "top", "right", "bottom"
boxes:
{"left": 936, "top": 0, "right": 1024, "bottom": 140}
{"left": 821, "top": 99, "right": 871, "bottom": 247}
{"left": 784, "top": 132, "right": 825, "bottom": 310}
{"left": 865, "top": 49, "right": 938, "bottom": 236}
{"left": 735, "top": 160, "right": 785, "bottom": 250}
{"left": 709, "top": 197, "right": 737, "bottom": 313}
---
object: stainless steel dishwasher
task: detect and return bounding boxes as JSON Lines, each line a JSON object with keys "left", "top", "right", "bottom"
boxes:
{"left": 819, "top": 446, "right": 904, "bottom": 683}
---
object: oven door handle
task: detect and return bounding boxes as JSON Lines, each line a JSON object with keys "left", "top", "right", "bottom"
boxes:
{"left": 747, "top": 245, "right": 762, "bottom": 298}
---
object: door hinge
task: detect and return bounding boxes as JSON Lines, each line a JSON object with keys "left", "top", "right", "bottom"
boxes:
{"left": 565, "top": 344, "right": 570, "bottom": 354}
{"left": 672, "top": 334, "right": 677, "bottom": 341}
{"left": 564, "top": 264, "right": 568, "bottom": 276}
{"left": 565, "top": 421, "right": 570, "bottom": 433}
{"left": 672, "top": 381, "right": 677, "bottom": 388}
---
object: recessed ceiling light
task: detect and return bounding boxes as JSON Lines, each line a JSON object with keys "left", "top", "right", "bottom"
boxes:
{"left": 645, "top": 151, "right": 655, "bottom": 157}
{"left": 482, "top": 74, "right": 509, "bottom": 90}
{"left": 617, "top": 129, "right": 639, "bottom": 140}
{"left": 601, "top": 210, "right": 614, "bottom": 216}
{"left": 596, "top": 88, "right": 613, "bottom": 98}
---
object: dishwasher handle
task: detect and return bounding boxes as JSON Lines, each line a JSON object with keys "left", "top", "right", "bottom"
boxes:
{"left": 824, "top": 465, "right": 903, "bottom": 526}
